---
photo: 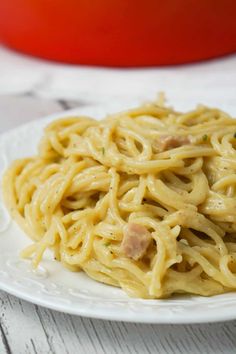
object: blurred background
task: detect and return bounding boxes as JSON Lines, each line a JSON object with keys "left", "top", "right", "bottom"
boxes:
{"left": 0, "top": 0, "right": 236, "bottom": 133}
{"left": 1, "top": 0, "right": 236, "bottom": 66}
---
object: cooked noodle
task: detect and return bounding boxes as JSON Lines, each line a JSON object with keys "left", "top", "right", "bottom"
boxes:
{"left": 3, "top": 99, "right": 236, "bottom": 298}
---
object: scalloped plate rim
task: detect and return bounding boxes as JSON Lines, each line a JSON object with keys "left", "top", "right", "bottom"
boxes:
{"left": 1, "top": 105, "right": 236, "bottom": 324}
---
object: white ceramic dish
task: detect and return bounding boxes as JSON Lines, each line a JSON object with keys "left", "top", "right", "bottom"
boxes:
{"left": 1, "top": 105, "right": 236, "bottom": 324}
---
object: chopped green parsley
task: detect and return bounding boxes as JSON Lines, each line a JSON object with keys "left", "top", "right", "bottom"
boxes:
{"left": 202, "top": 134, "right": 208, "bottom": 142}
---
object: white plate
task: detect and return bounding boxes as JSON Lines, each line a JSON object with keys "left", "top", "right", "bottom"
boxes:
{"left": 1, "top": 105, "right": 236, "bottom": 324}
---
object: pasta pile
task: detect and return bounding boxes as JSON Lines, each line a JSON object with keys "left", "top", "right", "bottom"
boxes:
{"left": 3, "top": 99, "right": 236, "bottom": 298}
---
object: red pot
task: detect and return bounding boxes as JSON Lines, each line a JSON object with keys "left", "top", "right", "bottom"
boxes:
{"left": 0, "top": 0, "right": 236, "bottom": 66}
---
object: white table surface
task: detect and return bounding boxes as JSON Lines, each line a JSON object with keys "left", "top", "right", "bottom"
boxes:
{"left": 0, "top": 45, "right": 236, "bottom": 354}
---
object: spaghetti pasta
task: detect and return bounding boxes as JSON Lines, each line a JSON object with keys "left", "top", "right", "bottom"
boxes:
{"left": 3, "top": 99, "right": 236, "bottom": 298}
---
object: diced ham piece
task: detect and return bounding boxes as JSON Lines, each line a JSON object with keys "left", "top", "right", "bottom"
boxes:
{"left": 153, "top": 135, "right": 190, "bottom": 152}
{"left": 121, "top": 223, "right": 152, "bottom": 261}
